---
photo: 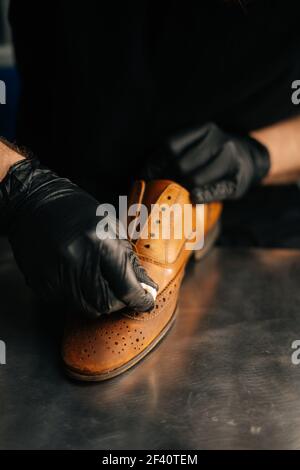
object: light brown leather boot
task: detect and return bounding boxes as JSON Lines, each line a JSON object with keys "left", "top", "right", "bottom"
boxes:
{"left": 62, "top": 180, "right": 222, "bottom": 381}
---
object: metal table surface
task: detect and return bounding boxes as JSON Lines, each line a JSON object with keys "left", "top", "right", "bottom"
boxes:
{"left": 1, "top": 236, "right": 300, "bottom": 450}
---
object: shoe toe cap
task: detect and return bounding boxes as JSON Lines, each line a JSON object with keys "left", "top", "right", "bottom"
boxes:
{"left": 62, "top": 313, "right": 152, "bottom": 378}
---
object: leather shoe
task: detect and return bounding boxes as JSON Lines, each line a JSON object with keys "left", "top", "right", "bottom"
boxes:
{"left": 62, "top": 180, "right": 222, "bottom": 380}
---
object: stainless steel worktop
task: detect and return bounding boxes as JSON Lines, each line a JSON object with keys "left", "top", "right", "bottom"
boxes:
{"left": 1, "top": 236, "right": 300, "bottom": 450}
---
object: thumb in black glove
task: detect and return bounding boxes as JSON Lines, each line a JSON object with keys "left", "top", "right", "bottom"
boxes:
{"left": 145, "top": 123, "right": 270, "bottom": 203}
{"left": 0, "top": 158, "right": 157, "bottom": 318}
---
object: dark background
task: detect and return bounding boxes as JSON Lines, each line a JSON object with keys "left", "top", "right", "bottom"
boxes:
{"left": 1, "top": 1, "right": 300, "bottom": 248}
{"left": 0, "top": 0, "right": 18, "bottom": 141}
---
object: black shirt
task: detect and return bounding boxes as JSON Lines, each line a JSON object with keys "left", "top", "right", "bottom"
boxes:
{"left": 8, "top": 0, "right": 300, "bottom": 246}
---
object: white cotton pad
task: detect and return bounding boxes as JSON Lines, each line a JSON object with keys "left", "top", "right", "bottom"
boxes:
{"left": 141, "top": 283, "right": 157, "bottom": 301}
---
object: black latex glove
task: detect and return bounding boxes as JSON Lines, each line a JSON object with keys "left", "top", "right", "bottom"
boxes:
{"left": 0, "top": 159, "right": 157, "bottom": 318}
{"left": 145, "top": 123, "right": 270, "bottom": 203}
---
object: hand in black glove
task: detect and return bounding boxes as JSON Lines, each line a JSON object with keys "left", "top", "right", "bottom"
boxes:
{"left": 0, "top": 159, "right": 157, "bottom": 318}
{"left": 145, "top": 123, "right": 270, "bottom": 203}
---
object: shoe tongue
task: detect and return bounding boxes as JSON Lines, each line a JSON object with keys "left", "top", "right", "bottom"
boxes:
{"left": 141, "top": 180, "right": 175, "bottom": 213}
{"left": 129, "top": 180, "right": 174, "bottom": 208}
{"left": 128, "top": 180, "right": 174, "bottom": 213}
{"left": 127, "top": 180, "right": 175, "bottom": 243}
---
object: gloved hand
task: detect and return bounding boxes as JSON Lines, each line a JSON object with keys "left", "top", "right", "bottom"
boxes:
{"left": 145, "top": 123, "right": 270, "bottom": 203}
{"left": 0, "top": 159, "right": 157, "bottom": 318}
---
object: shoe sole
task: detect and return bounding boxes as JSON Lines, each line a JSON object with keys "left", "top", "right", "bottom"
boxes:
{"left": 64, "top": 305, "right": 179, "bottom": 382}
{"left": 64, "top": 222, "right": 220, "bottom": 382}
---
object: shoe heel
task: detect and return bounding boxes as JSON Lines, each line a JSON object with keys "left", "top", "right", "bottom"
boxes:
{"left": 193, "top": 221, "right": 221, "bottom": 261}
